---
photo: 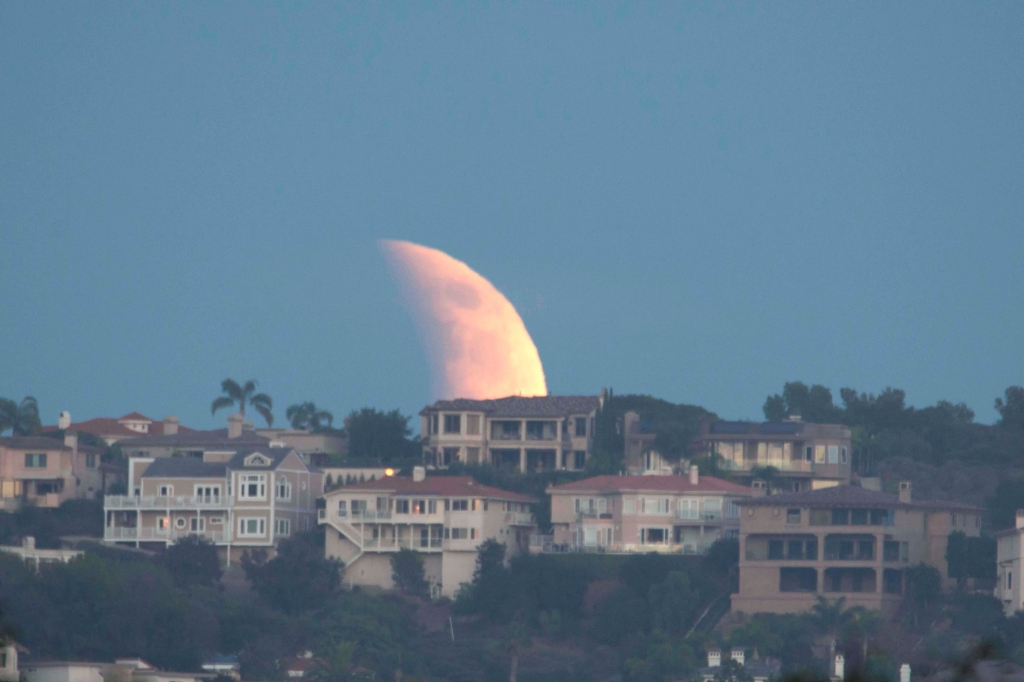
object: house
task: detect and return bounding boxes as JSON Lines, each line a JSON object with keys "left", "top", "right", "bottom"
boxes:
{"left": 0, "top": 536, "right": 82, "bottom": 569}
{"left": 200, "top": 655, "right": 239, "bottom": 681}
{"left": 419, "top": 395, "right": 602, "bottom": 472}
{"left": 622, "top": 411, "right": 674, "bottom": 475}
{"left": 21, "top": 659, "right": 212, "bottom": 682}
{"left": 103, "top": 446, "right": 323, "bottom": 565}
{"left": 254, "top": 428, "right": 346, "bottom": 462}
{"left": 695, "top": 648, "right": 781, "bottom": 682}
{"left": 116, "top": 414, "right": 270, "bottom": 461}
{"left": 732, "top": 482, "right": 981, "bottom": 615}
{"left": 994, "top": 510, "right": 1024, "bottom": 615}
{"left": 44, "top": 412, "right": 194, "bottom": 446}
{"left": 541, "top": 467, "right": 752, "bottom": 554}
{"left": 690, "top": 419, "right": 853, "bottom": 492}
{"left": 320, "top": 467, "right": 537, "bottom": 597}
{"left": 0, "top": 436, "right": 104, "bottom": 509}
{"left": 0, "top": 642, "right": 28, "bottom": 682}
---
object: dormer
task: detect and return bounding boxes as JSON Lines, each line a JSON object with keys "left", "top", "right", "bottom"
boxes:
{"left": 244, "top": 452, "right": 271, "bottom": 467}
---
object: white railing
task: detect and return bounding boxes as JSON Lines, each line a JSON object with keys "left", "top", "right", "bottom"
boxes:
{"left": 360, "top": 536, "right": 443, "bottom": 552}
{"left": 528, "top": 534, "right": 713, "bottom": 555}
{"left": 505, "top": 512, "right": 535, "bottom": 526}
{"left": 105, "top": 495, "right": 234, "bottom": 509}
{"left": 104, "top": 527, "right": 231, "bottom": 543}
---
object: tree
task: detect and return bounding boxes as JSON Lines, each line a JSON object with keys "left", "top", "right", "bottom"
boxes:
{"left": 810, "top": 596, "right": 854, "bottom": 660}
{"left": 211, "top": 379, "right": 274, "bottom": 427}
{"left": 905, "top": 563, "right": 942, "bottom": 609}
{"left": 750, "top": 465, "right": 780, "bottom": 494}
{"left": 946, "top": 531, "right": 997, "bottom": 586}
{"left": 763, "top": 383, "right": 839, "bottom": 423}
{"left": 997, "top": 387, "right": 1024, "bottom": 430}
{"left": 0, "top": 396, "right": 41, "bottom": 436}
{"left": 504, "top": 621, "right": 532, "bottom": 682}
{"left": 390, "top": 549, "right": 428, "bottom": 597}
{"left": 161, "top": 535, "right": 223, "bottom": 588}
{"left": 344, "top": 408, "right": 420, "bottom": 465}
{"left": 649, "top": 571, "right": 699, "bottom": 635}
{"left": 241, "top": 532, "right": 341, "bottom": 613}
{"left": 286, "top": 402, "right": 335, "bottom": 432}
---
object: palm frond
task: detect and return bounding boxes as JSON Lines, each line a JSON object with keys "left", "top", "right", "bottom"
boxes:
{"left": 211, "top": 396, "right": 235, "bottom": 415}
{"left": 0, "top": 398, "right": 18, "bottom": 435}
{"left": 242, "top": 380, "right": 258, "bottom": 398}
{"left": 220, "top": 378, "right": 244, "bottom": 399}
{"left": 317, "top": 411, "right": 334, "bottom": 428}
{"left": 254, "top": 404, "right": 274, "bottom": 428}
{"left": 250, "top": 393, "right": 273, "bottom": 411}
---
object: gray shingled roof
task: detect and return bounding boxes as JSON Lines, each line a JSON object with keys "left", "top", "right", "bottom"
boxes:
{"left": 738, "top": 484, "right": 980, "bottom": 511}
{"left": 421, "top": 395, "right": 601, "bottom": 418}
{"left": 118, "top": 429, "right": 269, "bottom": 448}
{"left": 0, "top": 436, "right": 71, "bottom": 450}
{"left": 142, "top": 458, "right": 227, "bottom": 478}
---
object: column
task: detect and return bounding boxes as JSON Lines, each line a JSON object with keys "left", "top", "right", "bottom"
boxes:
{"left": 519, "top": 448, "right": 527, "bottom": 473}
{"left": 876, "top": 532, "right": 886, "bottom": 594}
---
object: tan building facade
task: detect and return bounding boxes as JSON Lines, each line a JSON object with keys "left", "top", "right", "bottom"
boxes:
{"left": 103, "top": 447, "right": 323, "bottom": 564}
{"left": 0, "top": 436, "right": 103, "bottom": 510}
{"left": 995, "top": 511, "right": 1024, "bottom": 615}
{"left": 420, "top": 395, "right": 602, "bottom": 473}
{"left": 320, "top": 468, "right": 536, "bottom": 597}
{"left": 691, "top": 419, "right": 853, "bottom": 492}
{"left": 543, "top": 468, "right": 752, "bottom": 554}
{"left": 733, "top": 483, "right": 981, "bottom": 616}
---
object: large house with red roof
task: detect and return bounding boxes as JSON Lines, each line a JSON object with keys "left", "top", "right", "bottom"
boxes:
{"left": 543, "top": 468, "right": 753, "bottom": 554}
{"left": 319, "top": 467, "right": 537, "bottom": 597}
{"left": 44, "top": 412, "right": 193, "bottom": 446}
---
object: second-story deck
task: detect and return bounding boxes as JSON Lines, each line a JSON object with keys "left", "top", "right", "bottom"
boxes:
{"left": 105, "top": 494, "right": 234, "bottom": 509}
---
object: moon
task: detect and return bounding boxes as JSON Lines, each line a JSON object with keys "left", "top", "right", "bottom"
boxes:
{"left": 381, "top": 239, "right": 548, "bottom": 401}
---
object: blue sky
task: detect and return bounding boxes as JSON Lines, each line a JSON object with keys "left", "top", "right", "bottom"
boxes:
{"left": 1, "top": 2, "right": 1021, "bottom": 429}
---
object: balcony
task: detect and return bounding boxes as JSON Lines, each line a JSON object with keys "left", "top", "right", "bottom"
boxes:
{"left": 505, "top": 512, "right": 536, "bottom": 526}
{"left": 104, "top": 526, "right": 231, "bottom": 543}
{"left": 719, "top": 460, "right": 814, "bottom": 473}
{"left": 104, "top": 495, "right": 233, "bottom": 510}
{"left": 361, "top": 536, "right": 443, "bottom": 552}
{"left": 674, "top": 509, "right": 725, "bottom": 522}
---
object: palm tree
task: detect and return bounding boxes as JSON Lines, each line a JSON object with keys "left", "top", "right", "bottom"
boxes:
{"left": 286, "top": 402, "right": 334, "bottom": 431}
{"left": 811, "top": 596, "right": 855, "bottom": 663}
{"left": 211, "top": 379, "right": 274, "bottom": 427}
{"left": 0, "top": 396, "right": 41, "bottom": 436}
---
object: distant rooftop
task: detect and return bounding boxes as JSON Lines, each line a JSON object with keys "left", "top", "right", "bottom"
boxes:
{"left": 422, "top": 395, "right": 601, "bottom": 418}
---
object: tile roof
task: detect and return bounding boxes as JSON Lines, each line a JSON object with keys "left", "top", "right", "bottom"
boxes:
{"left": 331, "top": 475, "right": 537, "bottom": 503}
{"left": 141, "top": 458, "right": 228, "bottom": 479}
{"left": 421, "top": 395, "right": 601, "bottom": 418}
{"left": 42, "top": 415, "right": 195, "bottom": 439}
{"left": 547, "top": 474, "right": 752, "bottom": 495}
{"left": 117, "top": 429, "right": 269, "bottom": 448}
{"left": 738, "top": 484, "right": 981, "bottom": 511}
{"left": 0, "top": 436, "right": 71, "bottom": 451}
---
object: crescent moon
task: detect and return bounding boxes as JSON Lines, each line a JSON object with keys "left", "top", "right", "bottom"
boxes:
{"left": 380, "top": 239, "right": 548, "bottom": 401}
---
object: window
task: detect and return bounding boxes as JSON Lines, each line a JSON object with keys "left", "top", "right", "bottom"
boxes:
{"left": 1009, "top": 572, "right": 1013, "bottom": 590}
{"left": 726, "top": 501, "right": 741, "bottom": 518}
{"left": 840, "top": 447, "right": 848, "bottom": 464}
{"left": 395, "top": 500, "right": 409, "bottom": 514}
{"left": 574, "top": 451, "right": 586, "bottom": 469}
{"left": 444, "top": 414, "right": 461, "bottom": 434}
{"left": 195, "top": 485, "right": 221, "bottom": 503}
{"left": 24, "top": 453, "right": 47, "bottom": 468}
{"left": 428, "top": 500, "right": 437, "bottom": 514}
{"left": 466, "top": 447, "right": 481, "bottom": 463}
{"left": 276, "top": 518, "right": 291, "bottom": 536}
{"left": 159, "top": 485, "right": 174, "bottom": 497}
{"left": 786, "top": 509, "right": 801, "bottom": 524}
{"left": 190, "top": 518, "right": 205, "bottom": 532}
{"left": 337, "top": 500, "right": 348, "bottom": 517}
{"left": 768, "top": 540, "right": 785, "bottom": 559}
{"left": 277, "top": 478, "right": 292, "bottom": 501}
{"left": 623, "top": 498, "right": 636, "bottom": 515}
{"left": 828, "top": 445, "right": 839, "bottom": 464}
{"left": 210, "top": 517, "right": 223, "bottom": 525}
{"left": 804, "top": 446, "right": 813, "bottom": 462}
{"left": 245, "top": 453, "right": 270, "bottom": 467}
{"left": 442, "top": 447, "right": 460, "bottom": 465}
{"left": 158, "top": 517, "right": 170, "bottom": 530}
{"left": 449, "top": 528, "right": 469, "bottom": 539}
{"left": 450, "top": 499, "right": 469, "bottom": 511}
{"left": 806, "top": 539, "right": 818, "bottom": 560}
{"left": 850, "top": 509, "right": 868, "bottom": 525}
{"left": 575, "top": 417, "right": 587, "bottom": 437}
{"left": 815, "top": 446, "right": 826, "bottom": 464}
{"left": 466, "top": 415, "right": 481, "bottom": 435}
{"left": 175, "top": 517, "right": 187, "bottom": 529}
{"left": 831, "top": 509, "right": 849, "bottom": 525}
{"left": 780, "top": 568, "right": 817, "bottom": 592}
{"left": 431, "top": 414, "right": 439, "bottom": 435}
{"left": 787, "top": 540, "right": 805, "bottom": 559}
{"left": 86, "top": 454, "right": 97, "bottom": 468}
{"left": 412, "top": 499, "right": 427, "bottom": 514}
{"left": 810, "top": 509, "right": 830, "bottom": 526}
{"left": 238, "top": 518, "right": 266, "bottom": 537}
{"left": 239, "top": 474, "right": 267, "bottom": 499}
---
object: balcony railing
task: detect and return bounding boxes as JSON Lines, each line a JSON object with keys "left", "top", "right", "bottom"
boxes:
{"left": 674, "top": 509, "right": 725, "bottom": 521}
{"left": 528, "top": 534, "right": 713, "bottom": 556}
{"left": 505, "top": 512, "right": 535, "bottom": 526}
{"left": 718, "top": 460, "right": 815, "bottom": 473}
{"left": 104, "top": 527, "right": 231, "bottom": 543}
{"left": 361, "top": 536, "right": 443, "bottom": 552}
{"left": 104, "top": 495, "right": 233, "bottom": 509}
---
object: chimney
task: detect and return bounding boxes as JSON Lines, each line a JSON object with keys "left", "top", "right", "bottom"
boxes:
{"left": 752, "top": 480, "right": 767, "bottom": 497}
{"left": 707, "top": 650, "right": 721, "bottom": 668}
{"left": 900, "top": 664, "right": 911, "bottom": 682}
{"left": 690, "top": 465, "right": 699, "bottom": 486}
{"left": 22, "top": 536, "right": 35, "bottom": 550}
{"left": 1016, "top": 510, "right": 1024, "bottom": 530}
{"left": 834, "top": 654, "right": 845, "bottom": 680}
{"left": 163, "top": 416, "right": 179, "bottom": 436}
{"left": 58, "top": 411, "right": 71, "bottom": 430}
{"left": 786, "top": 414, "right": 802, "bottom": 422}
{"left": 64, "top": 431, "right": 78, "bottom": 452}
{"left": 243, "top": 419, "right": 254, "bottom": 432}
{"left": 228, "top": 414, "right": 243, "bottom": 439}
{"left": 731, "top": 648, "right": 745, "bottom": 666}
{"left": 899, "top": 481, "right": 912, "bottom": 504}
{"left": 413, "top": 466, "right": 426, "bottom": 482}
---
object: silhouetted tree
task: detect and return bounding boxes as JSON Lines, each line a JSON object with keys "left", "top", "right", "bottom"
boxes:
{"left": 211, "top": 379, "right": 274, "bottom": 427}
{"left": 0, "top": 396, "right": 41, "bottom": 436}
